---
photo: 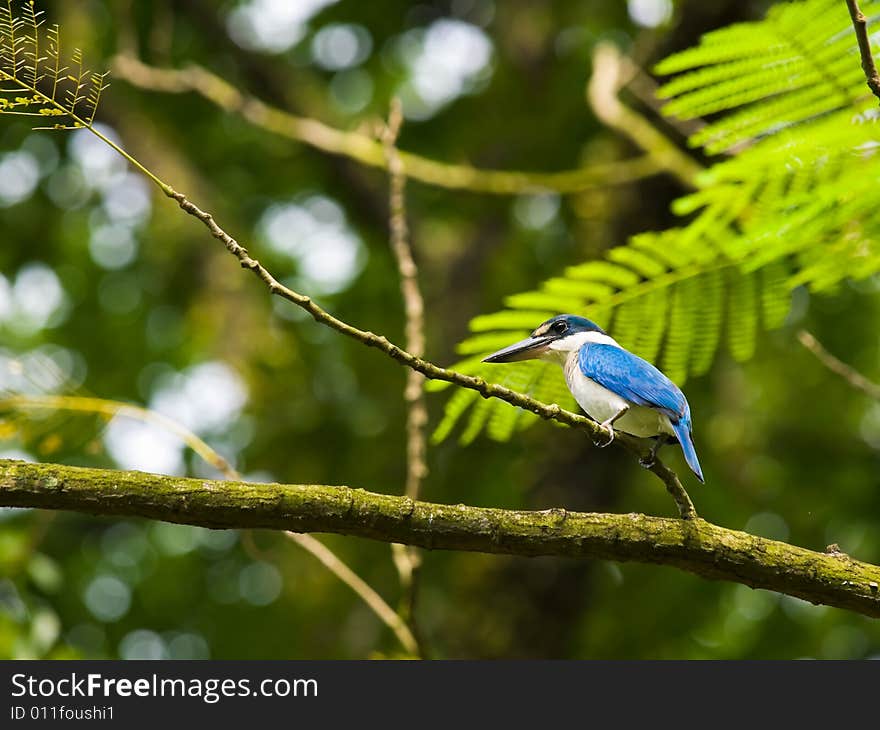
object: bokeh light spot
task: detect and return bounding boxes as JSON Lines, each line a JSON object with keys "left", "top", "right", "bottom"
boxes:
{"left": 0, "top": 151, "right": 40, "bottom": 207}
{"left": 239, "top": 561, "right": 283, "bottom": 606}
{"left": 227, "top": 0, "right": 337, "bottom": 53}
{"left": 312, "top": 23, "right": 372, "bottom": 69}
{"left": 84, "top": 575, "right": 132, "bottom": 622}
{"left": 119, "top": 629, "right": 168, "bottom": 660}
{"left": 628, "top": 0, "right": 673, "bottom": 28}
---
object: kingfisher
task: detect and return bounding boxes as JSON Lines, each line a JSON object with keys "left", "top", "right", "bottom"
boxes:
{"left": 482, "top": 314, "right": 704, "bottom": 482}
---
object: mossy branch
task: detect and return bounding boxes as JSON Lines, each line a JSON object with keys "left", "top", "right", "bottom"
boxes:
{"left": 2, "top": 458, "right": 878, "bottom": 618}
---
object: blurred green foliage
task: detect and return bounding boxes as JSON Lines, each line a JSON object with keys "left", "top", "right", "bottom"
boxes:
{"left": 1, "top": 0, "right": 879, "bottom": 659}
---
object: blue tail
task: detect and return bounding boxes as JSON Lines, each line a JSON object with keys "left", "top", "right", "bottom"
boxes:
{"left": 672, "top": 419, "right": 704, "bottom": 483}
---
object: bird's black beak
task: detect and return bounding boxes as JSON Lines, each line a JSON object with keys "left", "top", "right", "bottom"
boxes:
{"left": 482, "top": 335, "right": 553, "bottom": 363}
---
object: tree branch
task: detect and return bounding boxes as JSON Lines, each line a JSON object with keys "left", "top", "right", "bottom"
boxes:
{"left": 2, "top": 459, "right": 878, "bottom": 617}
{"left": 284, "top": 532, "right": 419, "bottom": 656}
{"left": 798, "top": 330, "right": 880, "bottom": 400}
{"left": 110, "top": 54, "right": 663, "bottom": 194}
{"left": 0, "top": 393, "right": 237, "bottom": 476}
{"left": 381, "top": 99, "right": 428, "bottom": 504}
{"left": 381, "top": 99, "right": 428, "bottom": 645}
{"left": 846, "top": 0, "right": 880, "bottom": 103}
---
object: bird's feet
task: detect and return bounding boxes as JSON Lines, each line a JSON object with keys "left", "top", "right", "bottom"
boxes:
{"left": 594, "top": 422, "right": 615, "bottom": 448}
{"left": 638, "top": 437, "right": 664, "bottom": 468}
{"left": 592, "top": 406, "right": 628, "bottom": 448}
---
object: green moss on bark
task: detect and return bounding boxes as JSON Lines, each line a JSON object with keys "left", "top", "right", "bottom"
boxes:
{"left": 1, "top": 458, "right": 879, "bottom": 618}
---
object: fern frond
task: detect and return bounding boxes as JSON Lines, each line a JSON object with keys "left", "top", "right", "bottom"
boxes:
{"left": 21, "top": 0, "right": 42, "bottom": 88}
{"left": 436, "top": 0, "right": 880, "bottom": 443}
{"left": 631, "top": 289, "right": 668, "bottom": 363}
{"left": 432, "top": 387, "right": 480, "bottom": 444}
{"left": 688, "top": 270, "right": 723, "bottom": 376}
{"left": 761, "top": 261, "right": 793, "bottom": 329}
{"left": 726, "top": 269, "right": 758, "bottom": 362}
{"left": 661, "top": 277, "right": 699, "bottom": 384}
{"left": 0, "top": 1, "right": 107, "bottom": 130}
{"left": 655, "top": 0, "right": 864, "bottom": 153}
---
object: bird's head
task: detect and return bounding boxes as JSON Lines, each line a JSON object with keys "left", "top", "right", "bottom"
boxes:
{"left": 482, "top": 314, "right": 612, "bottom": 364}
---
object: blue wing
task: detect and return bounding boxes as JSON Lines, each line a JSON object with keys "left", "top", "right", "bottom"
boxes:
{"left": 578, "top": 343, "right": 689, "bottom": 423}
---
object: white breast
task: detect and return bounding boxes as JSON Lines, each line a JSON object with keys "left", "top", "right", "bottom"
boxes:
{"left": 563, "top": 352, "right": 674, "bottom": 439}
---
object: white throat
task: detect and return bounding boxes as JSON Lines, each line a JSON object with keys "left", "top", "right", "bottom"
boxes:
{"left": 541, "top": 330, "right": 620, "bottom": 364}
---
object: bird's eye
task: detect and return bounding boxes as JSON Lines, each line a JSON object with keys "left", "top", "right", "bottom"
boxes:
{"left": 552, "top": 321, "right": 567, "bottom": 334}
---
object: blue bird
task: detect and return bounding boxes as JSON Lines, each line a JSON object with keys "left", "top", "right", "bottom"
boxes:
{"left": 483, "top": 314, "right": 704, "bottom": 483}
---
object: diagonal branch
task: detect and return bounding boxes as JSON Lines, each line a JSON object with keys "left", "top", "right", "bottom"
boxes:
{"left": 163, "top": 185, "right": 696, "bottom": 519}
{"left": 845, "top": 0, "right": 880, "bottom": 103}
{"left": 284, "top": 532, "right": 419, "bottom": 657}
{"left": 798, "top": 330, "right": 880, "bottom": 400}
{"left": 2, "top": 459, "right": 878, "bottom": 618}
{"left": 0, "top": 393, "right": 237, "bottom": 476}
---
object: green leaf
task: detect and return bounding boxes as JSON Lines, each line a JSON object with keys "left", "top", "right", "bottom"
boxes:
{"left": 0, "top": 1, "right": 107, "bottom": 129}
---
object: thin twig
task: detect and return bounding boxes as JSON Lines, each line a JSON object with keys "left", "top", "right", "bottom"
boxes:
{"left": 798, "top": 330, "right": 880, "bottom": 400}
{"left": 162, "top": 185, "right": 696, "bottom": 518}
{"left": 285, "top": 533, "right": 419, "bottom": 657}
{"left": 846, "top": 0, "right": 880, "bottom": 103}
{"left": 0, "top": 393, "right": 238, "bottom": 477}
{"left": 381, "top": 99, "right": 428, "bottom": 644}
{"left": 110, "top": 54, "right": 663, "bottom": 194}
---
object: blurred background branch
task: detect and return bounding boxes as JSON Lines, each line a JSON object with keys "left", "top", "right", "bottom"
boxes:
{"left": 586, "top": 42, "right": 703, "bottom": 188}
{"left": 110, "top": 54, "right": 663, "bottom": 194}
{"left": 797, "top": 331, "right": 880, "bottom": 401}
{"left": 285, "top": 532, "right": 419, "bottom": 657}
{"left": 0, "top": 393, "right": 237, "bottom": 476}
{"left": 381, "top": 98, "right": 427, "bottom": 649}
